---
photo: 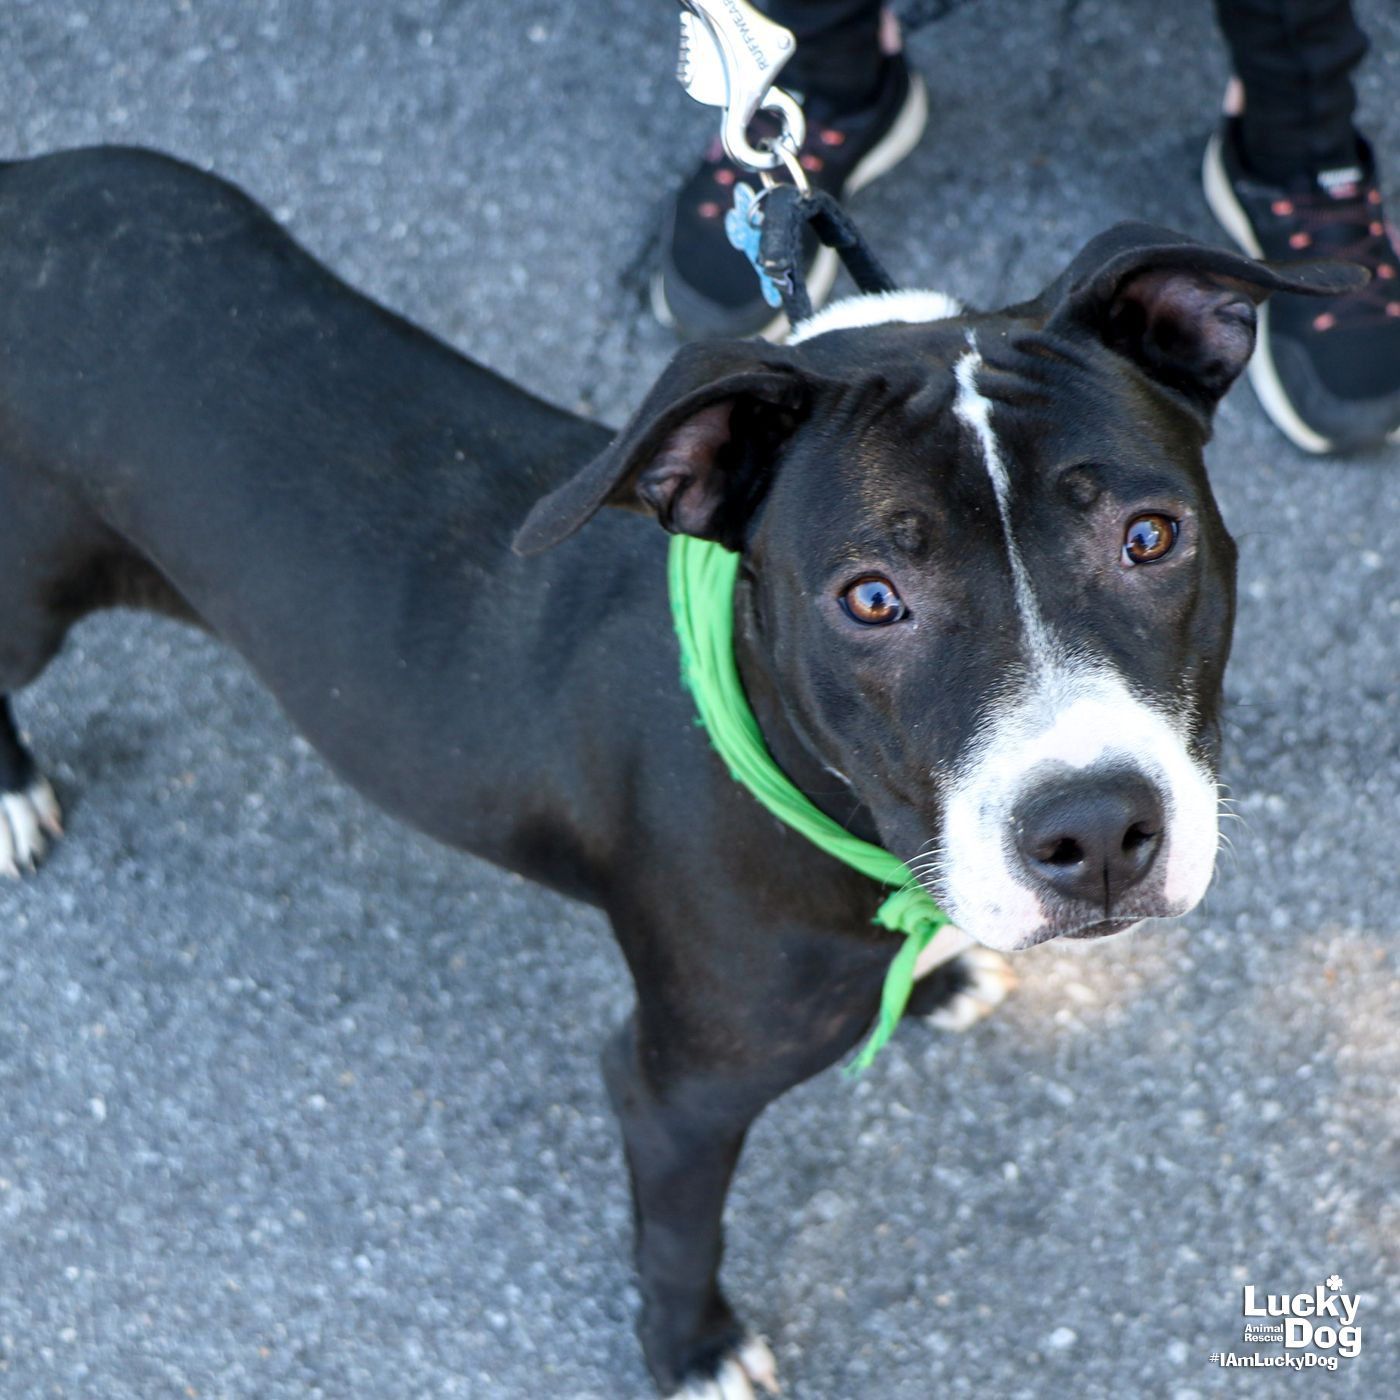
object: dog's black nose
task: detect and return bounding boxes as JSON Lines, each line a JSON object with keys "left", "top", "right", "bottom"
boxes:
{"left": 1014, "top": 768, "right": 1165, "bottom": 907}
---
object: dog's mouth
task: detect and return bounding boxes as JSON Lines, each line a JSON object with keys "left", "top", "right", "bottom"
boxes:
{"left": 1058, "top": 915, "right": 1147, "bottom": 941}
{"left": 910, "top": 858, "right": 1176, "bottom": 951}
{"left": 976, "top": 911, "right": 1155, "bottom": 950}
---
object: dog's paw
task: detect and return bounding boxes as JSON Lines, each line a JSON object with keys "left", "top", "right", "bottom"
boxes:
{"left": 922, "top": 946, "right": 1016, "bottom": 1032}
{"left": 668, "top": 1336, "right": 780, "bottom": 1399}
{"left": 0, "top": 777, "right": 63, "bottom": 877}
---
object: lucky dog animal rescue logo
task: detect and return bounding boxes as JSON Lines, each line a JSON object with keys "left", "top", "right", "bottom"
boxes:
{"left": 1208, "top": 1273, "right": 1362, "bottom": 1371}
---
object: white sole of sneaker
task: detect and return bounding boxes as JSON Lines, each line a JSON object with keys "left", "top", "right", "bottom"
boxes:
{"left": 844, "top": 69, "right": 930, "bottom": 201}
{"left": 1202, "top": 133, "right": 1337, "bottom": 455}
{"left": 653, "top": 72, "right": 930, "bottom": 343}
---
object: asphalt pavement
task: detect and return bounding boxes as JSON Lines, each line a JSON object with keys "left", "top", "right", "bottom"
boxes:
{"left": 1, "top": 1, "right": 1397, "bottom": 1396}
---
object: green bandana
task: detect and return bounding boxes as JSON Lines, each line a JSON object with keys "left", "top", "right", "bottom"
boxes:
{"left": 668, "top": 533, "right": 950, "bottom": 1074}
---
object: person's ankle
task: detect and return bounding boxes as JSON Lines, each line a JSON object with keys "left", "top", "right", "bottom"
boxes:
{"left": 783, "top": 8, "right": 905, "bottom": 124}
{"left": 788, "top": 53, "right": 901, "bottom": 125}
{"left": 1234, "top": 119, "right": 1363, "bottom": 187}
{"left": 1220, "top": 83, "right": 1365, "bottom": 185}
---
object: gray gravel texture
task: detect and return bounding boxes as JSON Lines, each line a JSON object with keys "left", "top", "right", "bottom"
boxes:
{"left": 1, "top": 1, "right": 1397, "bottom": 1397}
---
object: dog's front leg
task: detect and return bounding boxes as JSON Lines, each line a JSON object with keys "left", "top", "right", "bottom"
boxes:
{"left": 601, "top": 951, "right": 878, "bottom": 1400}
{"left": 602, "top": 1017, "right": 782, "bottom": 1398}
{"left": 601, "top": 1020, "right": 760, "bottom": 1396}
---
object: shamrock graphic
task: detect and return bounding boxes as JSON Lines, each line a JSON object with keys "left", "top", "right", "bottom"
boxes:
{"left": 1326, "top": 1274, "right": 1344, "bottom": 1291}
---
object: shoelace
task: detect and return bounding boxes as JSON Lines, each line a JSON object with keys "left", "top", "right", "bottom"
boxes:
{"left": 1271, "top": 181, "right": 1400, "bottom": 332}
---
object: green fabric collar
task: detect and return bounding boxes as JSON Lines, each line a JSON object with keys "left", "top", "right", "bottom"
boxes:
{"left": 668, "top": 534, "right": 950, "bottom": 1074}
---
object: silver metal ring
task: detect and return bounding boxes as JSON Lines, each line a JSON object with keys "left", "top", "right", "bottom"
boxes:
{"left": 758, "top": 136, "right": 811, "bottom": 196}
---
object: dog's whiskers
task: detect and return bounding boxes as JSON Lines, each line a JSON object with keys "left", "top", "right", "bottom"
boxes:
{"left": 1215, "top": 785, "right": 1251, "bottom": 842}
{"left": 899, "top": 843, "right": 950, "bottom": 903}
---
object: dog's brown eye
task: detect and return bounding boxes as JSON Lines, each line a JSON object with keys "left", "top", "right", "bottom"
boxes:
{"left": 841, "top": 575, "right": 906, "bottom": 625}
{"left": 1123, "top": 514, "right": 1178, "bottom": 565}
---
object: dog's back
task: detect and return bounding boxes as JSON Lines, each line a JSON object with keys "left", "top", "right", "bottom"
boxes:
{"left": 0, "top": 146, "right": 626, "bottom": 863}
{"left": 0, "top": 147, "right": 596, "bottom": 581}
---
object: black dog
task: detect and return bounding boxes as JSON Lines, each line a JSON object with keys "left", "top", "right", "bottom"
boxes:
{"left": 0, "top": 147, "right": 1350, "bottom": 1396}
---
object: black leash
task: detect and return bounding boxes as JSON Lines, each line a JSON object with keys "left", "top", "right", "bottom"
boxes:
{"left": 755, "top": 184, "right": 899, "bottom": 325}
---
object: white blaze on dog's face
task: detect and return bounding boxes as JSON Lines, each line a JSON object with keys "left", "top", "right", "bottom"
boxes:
{"left": 934, "top": 338, "right": 1221, "bottom": 950}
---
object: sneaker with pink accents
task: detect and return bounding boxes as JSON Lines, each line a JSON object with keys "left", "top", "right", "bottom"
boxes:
{"left": 652, "top": 53, "right": 927, "bottom": 342}
{"left": 1204, "top": 118, "right": 1400, "bottom": 453}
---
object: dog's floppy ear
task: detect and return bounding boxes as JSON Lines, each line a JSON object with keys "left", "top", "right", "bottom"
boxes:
{"left": 1049, "top": 221, "right": 1366, "bottom": 411}
{"left": 513, "top": 340, "right": 810, "bottom": 554}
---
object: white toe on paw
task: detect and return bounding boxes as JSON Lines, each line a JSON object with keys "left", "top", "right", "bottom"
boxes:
{"left": 924, "top": 946, "right": 1017, "bottom": 1032}
{"left": 668, "top": 1335, "right": 780, "bottom": 1399}
{"left": 0, "top": 778, "right": 63, "bottom": 877}
{"left": 736, "top": 1336, "right": 778, "bottom": 1394}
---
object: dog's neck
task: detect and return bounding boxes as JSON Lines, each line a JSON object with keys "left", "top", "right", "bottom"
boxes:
{"left": 731, "top": 572, "right": 883, "bottom": 846}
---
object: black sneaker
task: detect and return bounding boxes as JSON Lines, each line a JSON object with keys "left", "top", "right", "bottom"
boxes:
{"left": 652, "top": 55, "right": 928, "bottom": 341}
{"left": 1203, "top": 118, "right": 1400, "bottom": 453}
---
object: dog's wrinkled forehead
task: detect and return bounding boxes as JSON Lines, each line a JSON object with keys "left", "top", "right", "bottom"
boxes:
{"left": 778, "top": 313, "right": 1092, "bottom": 540}
{"left": 792, "top": 290, "right": 1210, "bottom": 460}
{"left": 774, "top": 306, "right": 1188, "bottom": 564}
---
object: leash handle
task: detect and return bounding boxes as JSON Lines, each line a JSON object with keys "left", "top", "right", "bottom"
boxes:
{"left": 757, "top": 185, "right": 899, "bottom": 324}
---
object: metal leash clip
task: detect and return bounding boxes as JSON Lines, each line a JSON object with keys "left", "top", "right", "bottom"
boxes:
{"left": 677, "top": 0, "right": 807, "bottom": 180}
